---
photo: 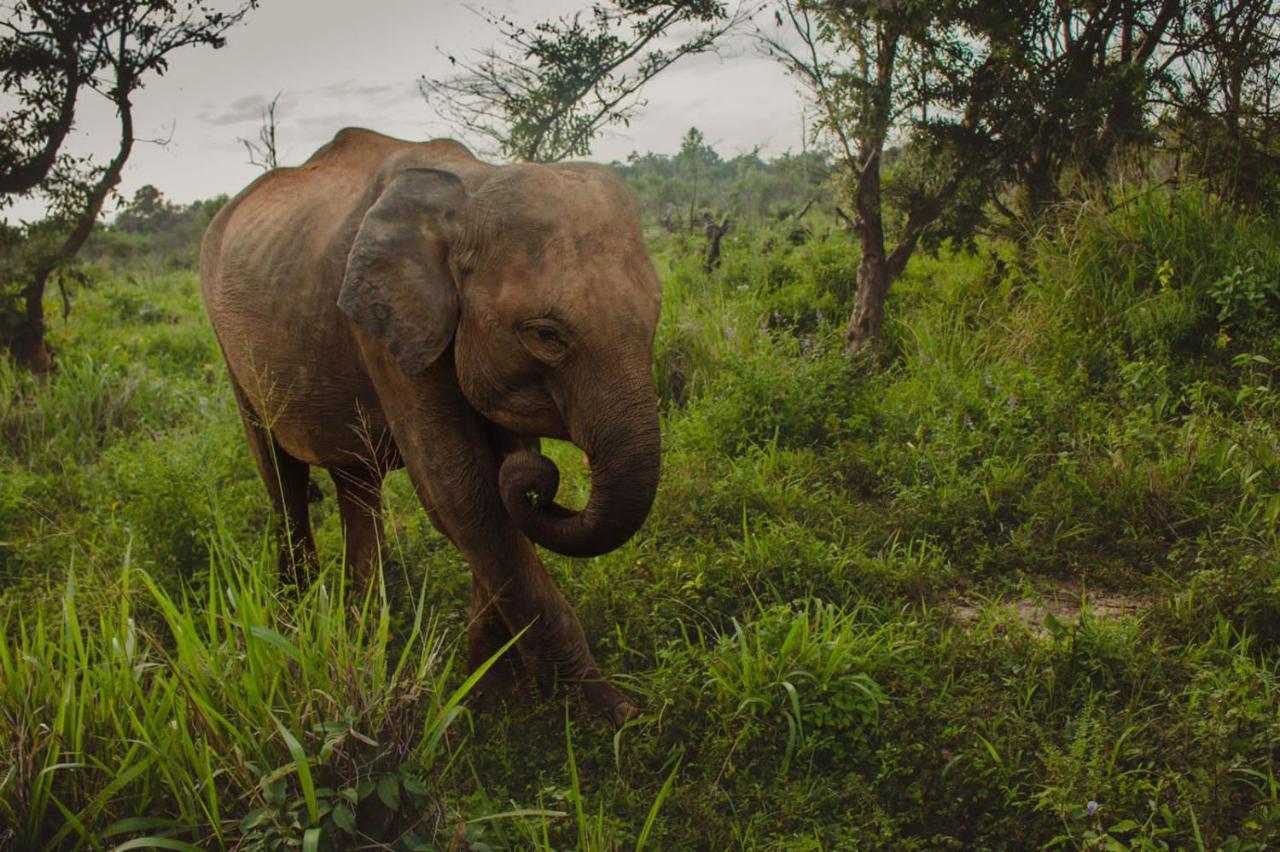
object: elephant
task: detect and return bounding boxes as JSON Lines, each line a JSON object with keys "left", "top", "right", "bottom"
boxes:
{"left": 199, "top": 128, "right": 662, "bottom": 724}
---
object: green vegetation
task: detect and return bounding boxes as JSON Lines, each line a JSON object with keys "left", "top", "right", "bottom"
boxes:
{"left": 0, "top": 1, "right": 258, "bottom": 371}
{"left": 3, "top": 179, "right": 1280, "bottom": 849}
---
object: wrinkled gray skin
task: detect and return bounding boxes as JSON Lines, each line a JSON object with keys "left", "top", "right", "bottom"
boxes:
{"left": 200, "top": 128, "right": 662, "bottom": 724}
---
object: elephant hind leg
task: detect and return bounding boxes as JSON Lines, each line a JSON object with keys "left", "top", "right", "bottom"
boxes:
{"left": 330, "top": 465, "right": 384, "bottom": 590}
{"left": 230, "top": 382, "right": 317, "bottom": 587}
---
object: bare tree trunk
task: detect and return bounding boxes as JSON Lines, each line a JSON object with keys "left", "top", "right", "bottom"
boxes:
{"left": 845, "top": 145, "right": 889, "bottom": 350}
{"left": 848, "top": 248, "right": 890, "bottom": 347}
{"left": 12, "top": 275, "right": 54, "bottom": 372}
{"left": 843, "top": 139, "right": 936, "bottom": 350}
{"left": 687, "top": 167, "right": 700, "bottom": 235}
{"left": 1020, "top": 147, "right": 1058, "bottom": 226}
{"left": 849, "top": 221, "right": 936, "bottom": 350}
{"left": 703, "top": 213, "right": 730, "bottom": 273}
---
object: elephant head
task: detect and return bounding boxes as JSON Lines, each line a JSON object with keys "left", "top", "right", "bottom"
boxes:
{"left": 338, "top": 159, "right": 662, "bottom": 558}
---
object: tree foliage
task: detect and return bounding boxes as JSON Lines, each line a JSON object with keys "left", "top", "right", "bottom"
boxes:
{"left": 618, "top": 127, "right": 832, "bottom": 228}
{"left": 0, "top": 0, "right": 256, "bottom": 369}
{"left": 1, "top": 1, "right": 254, "bottom": 207}
{"left": 960, "top": 0, "right": 1183, "bottom": 220}
{"left": 1166, "top": 0, "right": 1280, "bottom": 206}
{"left": 90, "top": 186, "right": 226, "bottom": 266}
{"left": 421, "top": 2, "right": 748, "bottom": 161}
{"left": 0, "top": 3, "right": 100, "bottom": 200}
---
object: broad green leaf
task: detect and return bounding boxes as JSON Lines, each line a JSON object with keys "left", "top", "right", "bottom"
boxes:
{"left": 377, "top": 773, "right": 400, "bottom": 811}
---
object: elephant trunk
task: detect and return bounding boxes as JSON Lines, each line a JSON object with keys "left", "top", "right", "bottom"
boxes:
{"left": 499, "top": 386, "right": 660, "bottom": 558}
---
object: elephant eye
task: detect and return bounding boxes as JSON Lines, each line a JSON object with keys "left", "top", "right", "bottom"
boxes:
{"left": 520, "top": 319, "right": 570, "bottom": 362}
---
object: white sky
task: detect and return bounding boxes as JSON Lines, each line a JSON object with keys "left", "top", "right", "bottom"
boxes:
{"left": 4, "top": 1, "right": 807, "bottom": 223}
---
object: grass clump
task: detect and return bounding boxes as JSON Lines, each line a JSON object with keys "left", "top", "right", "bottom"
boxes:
{"left": 706, "top": 599, "right": 909, "bottom": 775}
{"left": 0, "top": 543, "right": 495, "bottom": 849}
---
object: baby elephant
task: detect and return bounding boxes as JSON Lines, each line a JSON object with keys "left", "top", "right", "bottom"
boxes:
{"left": 200, "top": 128, "right": 662, "bottom": 724}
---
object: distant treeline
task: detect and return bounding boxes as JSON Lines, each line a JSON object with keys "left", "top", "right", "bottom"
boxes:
{"left": 613, "top": 128, "right": 832, "bottom": 229}
{"left": 84, "top": 132, "right": 833, "bottom": 269}
{"left": 84, "top": 185, "right": 228, "bottom": 269}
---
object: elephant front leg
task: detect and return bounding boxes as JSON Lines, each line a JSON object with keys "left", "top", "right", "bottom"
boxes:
{"left": 370, "top": 362, "right": 636, "bottom": 725}
{"left": 464, "top": 543, "right": 637, "bottom": 727}
{"left": 466, "top": 574, "right": 526, "bottom": 704}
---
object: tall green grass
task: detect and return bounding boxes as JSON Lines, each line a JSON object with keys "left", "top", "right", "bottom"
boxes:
{"left": 0, "top": 536, "right": 502, "bottom": 849}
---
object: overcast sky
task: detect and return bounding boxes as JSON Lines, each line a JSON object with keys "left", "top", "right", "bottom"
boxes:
{"left": 5, "top": 1, "right": 807, "bottom": 223}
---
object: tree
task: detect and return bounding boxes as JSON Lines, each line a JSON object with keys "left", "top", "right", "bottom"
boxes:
{"left": 962, "top": 0, "right": 1185, "bottom": 224}
{"left": 761, "top": 0, "right": 994, "bottom": 347}
{"left": 1165, "top": 0, "right": 1280, "bottom": 207}
{"left": 421, "top": 2, "right": 746, "bottom": 161}
{"left": 114, "top": 184, "right": 177, "bottom": 234}
{"left": 762, "top": 0, "right": 1201, "bottom": 344}
{"left": 676, "top": 127, "right": 720, "bottom": 230}
{"left": 239, "top": 90, "right": 281, "bottom": 172}
{"left": 0, "top": 0, "right": 257, "bottom": 370}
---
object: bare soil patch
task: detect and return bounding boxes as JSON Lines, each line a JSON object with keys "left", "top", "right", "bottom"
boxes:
{"left": 950, "top": 579, "right": 1155, "bottom": 636}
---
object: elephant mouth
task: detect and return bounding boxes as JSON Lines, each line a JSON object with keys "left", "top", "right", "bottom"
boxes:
{"left": 499, "top": 450, "right": 577, "bottom": 524}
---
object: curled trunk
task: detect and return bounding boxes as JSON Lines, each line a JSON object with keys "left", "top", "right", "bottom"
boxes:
{"left": 499, "top": 391, "right": 660, "bottom": 558}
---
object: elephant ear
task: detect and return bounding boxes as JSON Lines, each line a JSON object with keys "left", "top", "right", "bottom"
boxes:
{"left": 338, "top": 168, "right": 466, "bottom": 375}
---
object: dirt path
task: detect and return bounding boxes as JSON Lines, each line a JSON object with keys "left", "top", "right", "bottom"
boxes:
{"left": 950, "top": 579, "right": 1154, "bottom": 636}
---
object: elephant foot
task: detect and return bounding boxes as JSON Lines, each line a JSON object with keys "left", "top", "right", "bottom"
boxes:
{"left": 468, "top": 628, "right": 529, "bottom": 711}
{"left": 465, "top": 582, "right": 636, "bottom": 726}
{"left": 469, "top": 637, "right": 637, "bottom": 727}
{"left": 577, "top": 678, "right": 640, "bottom": 728}
{"left": 518, "top": 643, "right": 639, "bottom": 728}
{"left": 470, "top": 658, "right": 529, "bottom": 711}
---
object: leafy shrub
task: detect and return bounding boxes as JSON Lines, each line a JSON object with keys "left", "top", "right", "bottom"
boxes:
{"left": 672, "top": 331, "right": 872, "bottom": 455}
{"left": 1209, "top": 264, "right": 1280, "bottom": 334}
{"left": 1031, "top": 187, "right": 1280, "bottom": 364}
